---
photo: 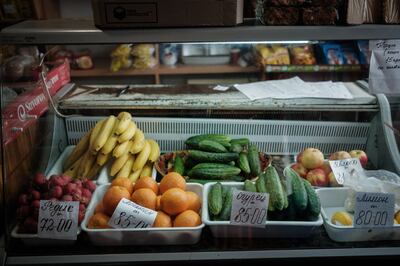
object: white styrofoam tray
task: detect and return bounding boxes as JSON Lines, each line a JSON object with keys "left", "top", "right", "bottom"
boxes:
{"left": 10, "top": 225, "right": 79, "bottom": 246}
{"left": 81, "top": 183, "right": 205, "bottom": 246}
{"left": 317, "top": 187, "right": 400, "bottom": 242}
{"left": 47, "top": 145, "right": 157, "bottom": 185}
{"left": 202, "top": 182, "right": 323, "bottom": 238}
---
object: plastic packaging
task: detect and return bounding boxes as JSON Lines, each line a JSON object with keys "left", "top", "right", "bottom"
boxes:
{"left": 264, "top": 6, "right": 300, "bottom": 25}
{"left": 289, "top": 45, "right": 317, "bottom": 65}
{"left": 384, "top": 0, "right": 400, "bottom": 24}
{"left": 346, "top": 0, "right": 381, "bottom": 25}
{"left": 302, "top": 6, "right": 338, "bottom": 25}
{"left": 320, "top": 43, "right": 345, "bottom": 65}
{"left": 256, "top": 44, "right": 291, "bottom": 65}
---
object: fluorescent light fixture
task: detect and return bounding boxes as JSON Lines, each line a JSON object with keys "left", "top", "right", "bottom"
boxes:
{"left": 176, "top": 40, "right": 311, "bottom": 45}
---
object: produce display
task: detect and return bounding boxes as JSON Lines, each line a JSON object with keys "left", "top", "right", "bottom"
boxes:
{"left": 155, "top": 134, "right": 270, "bottom": 183}
{"left": 87, "top": 173, "right": 202, "bottom": 229}
{"left": 290, "top": 148, "right": 368, "bottom": 187}
{"left": 16, "top": 173, "right": 96, "bottom": 234}
{"left": 330, "top": 208, "right": 400, "bottom": 226}
{"left": 63, "top": 112, "right": 160, "bottom": 183}
{"left": 207, "top": 165, "right": 321, "bottom": 222}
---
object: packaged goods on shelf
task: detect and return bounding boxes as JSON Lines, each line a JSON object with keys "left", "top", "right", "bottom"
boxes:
{"left": 289, "top": 45, "right": 317, "bottom": 65}
{"left": 341, "top": 44, "right": 360, "bottom": 65}
{"left": 384, "top": 0, "right": 400, "bottom": 24}
{"left": 256, "top": 44, "right": 291, "bottom": 65}
{"left": 346, "top": 0, "right": 381, "bottom": 24}
{"left": 263, "top": 6, "right": 300, "bottom": 25}
{"left": 356, "top": 40, "right": 370, "bottom": 65}
{"left": 302, "top": 6, "right": 338, "bottom": 25}
{"left": 318, "top": 43, "right": 345, "bottom": 65}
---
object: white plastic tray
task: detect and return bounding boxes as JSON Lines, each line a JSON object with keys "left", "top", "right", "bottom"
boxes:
{"left": 202, "top": 182, "right": 323, "bottom": 238}
{"left": 81, "top": 183, "right": 205, "bottom": 246}
{"left": 11, "top": 225, "right": 78, "bottom": 246}
{"left": 317, "top": 187, "right": 400, "bottom": 242}
{"left": 47, "top": 145, "right": 157, "bottom": 185}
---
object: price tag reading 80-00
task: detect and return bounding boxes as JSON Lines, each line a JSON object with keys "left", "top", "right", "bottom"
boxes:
{"left": 230, "top": 189, "right": 269, "bottom": 228}
{"left": 354, "top": 192, "right": 395, "bottom": 228}
{"left": 37, "top": 200, "right": 79, "bottom": 240}
{"left": 109, "top": 198, "right": 158, "bottom": 229}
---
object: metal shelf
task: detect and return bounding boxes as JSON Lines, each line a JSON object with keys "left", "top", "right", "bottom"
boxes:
{"left": 2, "top": 19, "right": 400, "bottom": 44}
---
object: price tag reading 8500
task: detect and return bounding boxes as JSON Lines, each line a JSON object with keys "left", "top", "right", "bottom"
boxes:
{"left": 230, "top": 189, "right": 269, "bottom": 228}
{"left": 354, "top": 192, "right": 395, "bottom": 228}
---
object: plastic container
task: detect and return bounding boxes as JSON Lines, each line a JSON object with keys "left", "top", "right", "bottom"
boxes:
{"left": 47, "top": 145, "right": 157, "bottom": 185}
{"left": 11, "top": 225, "right": 79, "bottom": 246}
{"left": 81, "top": 183, "right": 204, "bottom": 246}
{"left": 202, "top": 182, "right": 323, "bottom": 238}
{"left": 317, "top": 187, "right": 400, "bottom": 242}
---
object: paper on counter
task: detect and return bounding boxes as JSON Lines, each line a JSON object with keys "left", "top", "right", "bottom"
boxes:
{"left": 234, "top": 77, "right": 354, "bottom": 101}
{"left": 213, "top": 85, "right": 231, "bottom": 91}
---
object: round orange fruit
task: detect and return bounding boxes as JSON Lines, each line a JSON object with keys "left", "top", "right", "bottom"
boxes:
{"left": 153, "top": 211, "right": 172, "bottom": 228}
{"left": 134, "top": 176, "right": 158, "bottom": 195}
{"left": 111, "top": 176, "right": 134, "bottom": 194}
{"left": 185, "top": 191, "right": 201, "bottom": 213}
{"left": 94, "top": 201, "right": 105, "bottom": 214}
{"left": 173, "top": 210, "right": 201, "bottom": 227}
{"left": 160, "top": 187, "right": 188, "bottom": 216}
{"left": 102, "top": 186, "right": 131, "bottom": 216}
{"left": 87, "top": 213, "right": 111, "bottom": 229}
{"left": 131, "top": 188, "right": 157, "bottom": 210}
{"left": 159, "top": 172, "right": 186, "bottom": 194}
{"left": 155, "top": 195, "right": 162, "bottom": 211}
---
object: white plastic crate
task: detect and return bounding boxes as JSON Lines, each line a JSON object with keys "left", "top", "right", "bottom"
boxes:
{"left": 65, "top": 117, "right": 370, "bottom": 155}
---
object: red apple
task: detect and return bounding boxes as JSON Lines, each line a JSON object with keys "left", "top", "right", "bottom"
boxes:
{"left": 328, "top": 151, "right": 351, "bottom": 161}
{"left": 306, "top": 168, "right": 328, "bottom": 187}
{"left": 291, "top": 163, "right": 308, "bottom": 178}
{"left": 300, "top": 148, "right": 324, "bottom": 170}
{"left": 319, "top": 161, "right": 332, "bottom": 176}
{"left": 349, "top": 150, "right": 368, "bottom": 167}
{"left": 328, "top": 172, "right": 341, "bottom": 187}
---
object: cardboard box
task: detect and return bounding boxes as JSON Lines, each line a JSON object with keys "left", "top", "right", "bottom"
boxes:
{"left": 91, "top": 0, "right": 244, "bottom": 28}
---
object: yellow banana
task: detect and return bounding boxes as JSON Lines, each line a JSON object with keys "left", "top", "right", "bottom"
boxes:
{"left": 63, "top": 129, "right": 92, "bottom": 171}
{"left": 140, "top": 162, "right": 153, "bottom": 178}
{"left": 100, "top": 120, "right": 120, "bottom": 155}
{"left": 113, "top": 140, "right": 131, "bottom": 158}
{"left": 116, "top": 112, "right": 132, "bottom": 135}
{"left": 116, "top": 155, "right": 135, "bottom": 179}
{"left": 331, "top": 211, "right": 353, "bottom": 226}
{"left": 147, "top": 139, "right": 160, "bottom": 163}
{"left": 97, "top": 152, "right": 111, "bottom": 166}
{"left": 87, "top": 163, "right": 102, "bottom": 180}
{"left": 63, "top": 158, "right": 81, "bottom": 179}
{"left": 89, "top": 119, "right": 106, "bottom": 150}
{"left": 128, "top": 169, "right": 141, "bottom": 183}
{"left": 91, "top": 115, "right": 117, "bottom": 152}
{"left": 77, "top": 151, "right": 97, "bottom": 178}
{"left": 395, "top": 210, "right": 400, "bottom": 224}
{"left": 110, "top": 153, "right": 130, "bottom": 176}
{"left": 132, "top": 140, "right": 151, "bottom": 172}
{"left": 117, "top": 121, "right": 137, "bottom": 143}
{"left": 130, "top": 129, "right": 145, "bottom": 154}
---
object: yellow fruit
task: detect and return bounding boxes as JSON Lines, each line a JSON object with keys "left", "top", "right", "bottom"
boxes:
{"left": 395, "top": 210, "right": 400, "bottom": 224}
{"left": 110, "top": 153, "right": 130, "bottom": 176}
{"left": 116, "top": 112, "right": 132, "bottom": 135}
{"left": 118, "top": 121, "right": 137, "bottom": 143}
{"left": 92, "top": 116, "right": 117, "bottom": 152}
{"left": 63, "top": 129, "right": 91, "bottom": 171}
{"left": 331, "top": 211, "right": 353, "bottom": 226}
{"left": 132, "top": 140, "right": 151, "bottom": 171}
{"left": 130, "top": 129, "right": 145, "bottom": 154}
{"left": 147, "top": 139, "right": 160, "bottom": 163}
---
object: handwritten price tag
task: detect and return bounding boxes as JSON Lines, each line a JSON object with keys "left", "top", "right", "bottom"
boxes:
{"left": 230, "top": 189, "right": 269, "bottom": 228}
{"left": 329, "top": 158, "right": 364, "bottom": 185}
{"left": 37, "top": 200, "right": 79, "bottom": 240}
{"left": 354, "top": 192, "right": 395, "bottom": 228}
{"left": 109, "top": 198, "right": 157, "bottom": 229}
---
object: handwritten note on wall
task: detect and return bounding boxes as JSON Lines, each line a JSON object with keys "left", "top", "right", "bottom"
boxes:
{"left": 369, "top": 40, "right": 400, "bottom": 95}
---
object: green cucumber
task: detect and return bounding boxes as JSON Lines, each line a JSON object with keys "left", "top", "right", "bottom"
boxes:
{"left": 208, "top": 182, "right": 223, "bottom": 216}
{"left": 255, "top": 174, "right": 267, "bottom": 193}
{"left": 230, "top": 143, "right": 243, "bottom": 153}
{"left": 230, "top": 138, "right": 250, "bottom": 146}
{"left": 187, "top": 178, "right": 241, "bottom": 185}
{"left": 264, "top": 166, "right": 286, "bottom": 211}
{"left": 187, "top": 163, "right": 241, "bottom": 180}
{"left": 185, "top": 134, "right": 231, "bottom": 149}
{"left": 302, "top": 179, "right": 321, "bottom": 220}
{"left": 229, "top": 175, "right": 245, "bottom": 182}
{"left": 218, "top": 187, "right": 233, "bottom": 221}
{"left": 244, "top": 180, "right": 257, "bottom": 192}
{"left": 172, "top": 155, "right": 185, "bottom": 175}
{"left": 237, "top": 152, "right": 251, "bottom": 175}
{"left": 287, "top": 168, "right": 308, "bottom": 211}
{"left": 188, "top": 150, "right": 239, "bottom": 164}
{"left": 247, "top": 145, "right": 261, "bottom": 177}
{"left": 198, "top": 140, "right": 228, "bottom": 153}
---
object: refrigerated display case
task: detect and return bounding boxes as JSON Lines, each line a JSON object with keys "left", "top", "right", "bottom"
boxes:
{"left": 1, "top": 19, "right": 400, "bottom": 265}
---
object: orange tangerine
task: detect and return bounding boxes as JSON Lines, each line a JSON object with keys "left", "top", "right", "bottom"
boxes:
{"left": 159, "top": 172, "right": 186, "bottom": 194}
{"left": 153, "top": 211, "right": 172, "bottom": 228}
{"left": 131, "top": 188, "right": 157, "bottom": 210}
{"left": 185, "top": 191, "right": 201, "bottom": 213}
{"left": 134, "top": 176, "right": 158, "bottom": 195}
{"left": 160, "top": 188, "right": 188, "bottom": 216}
{"left": 173, "top": 210, "right": 201, "bottom": 227}
{"left": 111, "top": 176, "right": 134, "bottom": 194}
{"left": 87, "top": 213, "right": 111, "bottom": 229}
{"left": 103, "top": 186, "right": 131, "bottom": 216}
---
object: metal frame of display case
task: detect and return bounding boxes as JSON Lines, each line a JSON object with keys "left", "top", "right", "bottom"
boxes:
{"left": 2, "top": 19, "right": 400, "bottom": 265}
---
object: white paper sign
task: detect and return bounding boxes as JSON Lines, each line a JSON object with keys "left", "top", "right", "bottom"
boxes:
{"left": 37, "top": 200, "right": 79, "bottom": 240}
{"left": 108, "top": 198, "right": 157, "bottom": 229}
{"left": 354, "top": 192, "right": 395, "bottom": 228}
{"left": 329, "top": 158, "right": 364, "bottom": 185}
{"left": 369, "top": 40, "right": 400, "bottom": 95}
{"left": 230, "top": 189, "right": 269, "bottom": 227}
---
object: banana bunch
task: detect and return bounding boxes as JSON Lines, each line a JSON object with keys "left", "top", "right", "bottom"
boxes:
{"left": 63, "top": 112, "right": 160, "bottom": 182}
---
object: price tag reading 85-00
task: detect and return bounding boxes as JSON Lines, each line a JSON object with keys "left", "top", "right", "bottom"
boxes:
{"left": 109, "top": 198, "right": 157, "bottom": 229}
{"left": 37, "top": 200, "right": 79, "bottom": 240}
{"left": 354, "top": 192, "right": 395, "bottom": 228}
{"left": 230, "top": 189, "right": 269, "bottom": 228}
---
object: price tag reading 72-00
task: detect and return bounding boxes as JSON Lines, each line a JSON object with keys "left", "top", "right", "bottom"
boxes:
{"left": 37, "top": 200, "right": 79, "bottom": 240}
{"left": 354, "top": 192, "right": 395, "bottom": 228}
{"left": 109, "top": 198, "right": 157, "bottom": 229}
{"left": 329, "top": 158, "right": 364, "bottom": 185}
{"left": 230, "top": 189, "right": 269, "bottom": 228}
